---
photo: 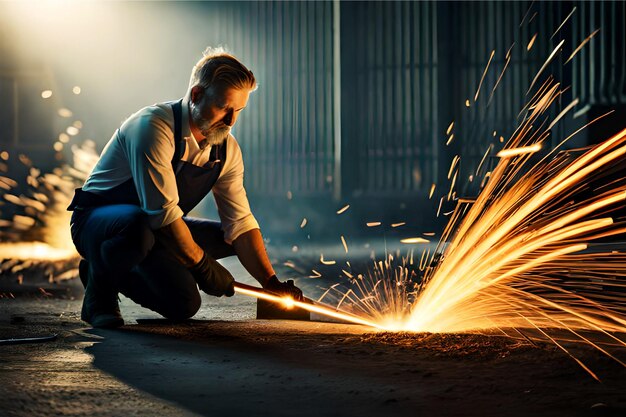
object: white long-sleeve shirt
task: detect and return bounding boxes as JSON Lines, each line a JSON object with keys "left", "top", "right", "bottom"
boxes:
{"left": 83, "top": 97, "right": 259, "bottom": 244}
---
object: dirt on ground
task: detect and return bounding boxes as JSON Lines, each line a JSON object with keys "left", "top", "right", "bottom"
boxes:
{"left": 1, "top": 281, "right": 625, "bottom": 417}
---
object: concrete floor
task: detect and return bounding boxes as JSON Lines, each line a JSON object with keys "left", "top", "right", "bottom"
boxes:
{"left": 1, "top": 245, "right": 626, "bottom": 416}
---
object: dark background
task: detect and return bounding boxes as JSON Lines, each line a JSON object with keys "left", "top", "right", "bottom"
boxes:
{"left": 1, "top": 0, "right": 624, "bottom": 244}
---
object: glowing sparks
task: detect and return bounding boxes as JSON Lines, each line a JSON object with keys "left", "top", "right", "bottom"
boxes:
{"left": 447, "top": 155, "right": 460, "bottom": 179}
{"left": 565, "top": 29, "right": 601, "bottom": 65}
{"left": 551, "top": 7, "right": 576, "bottom": 40}
{"left": 300, "top": 218, "right": 307, "bottom": 228}
{"left": 429, "top": 183, "right": 436, "bottom": 199}
{"left": 0, "top": 242, "right": 75, "bottom": 261}
{"left": 474, "top": 50, "right": 495, "bottom": 102}
{"left": 528, "top": 39, "right": 565, "bottom": 93}
{"left": 496, "top": 144, "right": 542, "bottom": 158}
{"left": 445, "top": 134, "right": 455, "bottom": 146}
{"left": 446, "top": 121, "right": 454, "bottom": 135}
{"left": 391, "top": 222, "right": 406, "bottom": 228}
{"left": 366, "top": 222, "right": 381, "bottom": 227}
{"left": 340, "top": 235, "right": 349, "bottom": 253}
{"left": 320, "top": 254, "right": 336, "bottom": 265}
{"left": 400, "top": 237, "right": 429, "bottom": 244}
{"left": 234, "top": 284, "right": 385, "bottom": 329}
{"left": 547, "top": 98, "right": 579, "bottom": 132}
{"left": 336, "top": 204, "right": 350, "bottom": 215}
{"left": 527, "top": 33, "right": 538, "bottom": 51}
{"left": 309, "top": 269, "right": 322, "bottom": 278}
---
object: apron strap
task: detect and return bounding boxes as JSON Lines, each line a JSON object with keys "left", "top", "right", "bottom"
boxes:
{"left": 171, "top": 99, "right": 184, "bottom": 169}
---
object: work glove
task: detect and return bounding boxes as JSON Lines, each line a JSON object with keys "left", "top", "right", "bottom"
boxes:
{"left": 190, "top": 252, "right": 235, "bottom": 297}
{"left": 264, "top": 275, "right": 304, "bottom": 302}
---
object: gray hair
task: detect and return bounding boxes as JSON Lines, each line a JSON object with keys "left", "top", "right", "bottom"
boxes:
{"left": 188, "top": 46, "right": 257, "bottom": 93}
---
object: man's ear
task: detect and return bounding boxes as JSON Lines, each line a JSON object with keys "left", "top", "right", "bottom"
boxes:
{"left": 190, "top": 85, "right": 203, "bottom": 104}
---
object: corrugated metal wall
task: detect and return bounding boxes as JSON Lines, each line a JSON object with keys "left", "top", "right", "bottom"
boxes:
{"left": 571, "top": 0, "right": 626, "bottom": 143}
{"left": 217, "top": 1, "right": 336, "bottom": 197}
{"left": 227, "top": 0, "right": 625, "bottom": 199}
{"left": 340, "top": 1, "right": 439, "bottom": 197}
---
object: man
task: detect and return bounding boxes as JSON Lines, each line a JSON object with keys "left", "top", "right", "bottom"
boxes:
{"left": 68, "top": 47, "right": 303, "bottom": 328}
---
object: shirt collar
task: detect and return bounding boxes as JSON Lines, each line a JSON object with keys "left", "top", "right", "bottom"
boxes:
{"left": 180, "top": 96, "right": 199, "bottom": 143}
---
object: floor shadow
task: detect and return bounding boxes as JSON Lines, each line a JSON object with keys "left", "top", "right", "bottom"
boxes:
{"left": 83, "top": 322, "right": 417, "bottom": 417}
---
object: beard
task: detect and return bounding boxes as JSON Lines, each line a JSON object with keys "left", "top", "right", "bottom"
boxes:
{"left": 190, "top": 102, "right": 230, "bottom": 146}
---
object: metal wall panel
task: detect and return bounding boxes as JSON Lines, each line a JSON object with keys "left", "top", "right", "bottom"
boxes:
{"left": 190, "top": 1, "right": 336, "bottom": 197}
{"left": 341, "top": 1, "right": 439, "bottom": 196}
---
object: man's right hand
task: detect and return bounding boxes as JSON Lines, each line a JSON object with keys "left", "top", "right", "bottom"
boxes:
{"left": 190, "top": 252, "right": 235, "bottom": 297}
{"left": 264, "top": 275, "right": 304, "bottom": 301}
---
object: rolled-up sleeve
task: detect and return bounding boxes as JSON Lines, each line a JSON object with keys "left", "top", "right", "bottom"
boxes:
{"left": 121, "top": 108, "right": 184, "bottom": 229}
{"left": 212, "top": 139, "right": 259, "bottom": 244}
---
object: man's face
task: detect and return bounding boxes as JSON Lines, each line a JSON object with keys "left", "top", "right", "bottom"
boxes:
{"left": 190, "top": 86, "right": 250, "bottom": 146}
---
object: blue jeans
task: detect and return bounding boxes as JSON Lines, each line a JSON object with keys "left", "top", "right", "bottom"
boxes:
{"left": 70, "top": 204, "right": 236, "bottom": 320}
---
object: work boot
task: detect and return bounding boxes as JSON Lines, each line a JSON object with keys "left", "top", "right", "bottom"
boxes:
{"left": 80, "top": 260, "right": 124, "bottom": 328}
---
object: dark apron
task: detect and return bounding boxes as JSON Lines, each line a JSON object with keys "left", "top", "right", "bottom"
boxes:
{"left": 67, "top": 99, "right": 226, "bottom": 215}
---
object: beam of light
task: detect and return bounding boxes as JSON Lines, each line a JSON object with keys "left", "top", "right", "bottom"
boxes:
{"left": 565, "top": 29, "right": 601, "bottom": 65}
{"left": 234, "top": 285, "right": 386, "bottom": 330}
{"left": 496, "top": 144, "right": 542, "bottom": 158}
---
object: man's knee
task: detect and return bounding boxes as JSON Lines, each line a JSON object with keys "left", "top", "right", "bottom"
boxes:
{"left": 100, "top": 209, "right": 154, "bottom": 267}
{"left": 162, "top": 290, "right": 201, "bottom": 321}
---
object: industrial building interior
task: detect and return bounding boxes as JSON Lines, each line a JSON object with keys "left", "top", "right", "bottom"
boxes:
{"left": 1, "top": 1, "right": 625, "bottom": 416}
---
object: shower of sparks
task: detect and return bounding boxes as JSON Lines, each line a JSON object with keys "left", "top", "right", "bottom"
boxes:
{"left": 527, "top": 33, "right": 538, "bottom": 51}
{"left": 340, "top": 235, "right": 349, "bottom": 253}
{"left": 309, "top": 269, "right": 322, "bottom": 278}
{"left": 400, "top": 238, "right": 429, "bottom": 244}
{"left": 429, "top": 183, "right": 436, "bottom": 199}
{"left": 565, "top": 29, "right": 601, "bottom": 65}
{"left": 551, "top": 7, "right": 576, "bottom": 40}
{"left": 310, "top": 25, "right": 626, "bottom": 377}
{"left": 496, "top": 144, "right": 542, "bottom": 158}
{"left": 320, "top": 254, "right": 336, "bottom": 265}
{"left": 528, "top": 39, "right": 565, "bottom": 94}
{"left": 475, "top": 144, "right": 493, "bottom": 176}
{"left": 474, "top": 50, "right": 495, "bottom": 102}
{"left": 447, "top": 155, "right": 460, "bottom": 179}
{"left": 547, "top": 98, "right": 579, "bottom": 132}
{"left": 336, "top": 204, "right": 350, "bottom": 214}
{"left": 488, "top": 45, "right": 514, "bottom": 105}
